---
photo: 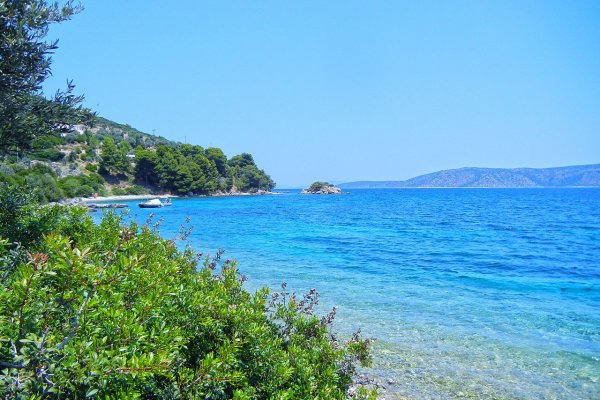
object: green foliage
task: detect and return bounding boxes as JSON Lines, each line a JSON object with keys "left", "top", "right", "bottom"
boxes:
{"left": 31, "top": 134, "right": 66, "bottom": 150}
{"left": 79, "top": 149, "right": 95, "bottom": 161}
{"left": 111, "top": 185, "right": 146, "bottom": 196}
{"left": 93, "top": 116, "right": 173, "bottom": 149}
{"left": 1, "top": 163, "right": 63, "bottom": 203}
{"left": 0, "top": 185, "right": 89, "bottom": 248}
{"left": 228, "top": 153, "right": 256, "bottom": 169}
{"left": 72, "top": 135, "right": 88, "bottom": 144}
{"left": 142, "top": 145, "right": 220, "bottom": 195}
{"left": 1, "top": 0, "right": 274, "bottom": 198}
{"left": 0, "top": 197, "right": 375, "bottom": 399}
{"left": 0, "top": 0, "right": 94, "bottom": 153}
{"left": 29, "top": 148, "right": 65, "bottom": 162}
{"left": 228, "top": 153, "right": 275, "bottom": 192}
{"left": 133, "top": 146, "right": 157, "bottom": 186}
{"left": 99, "top": 137, "right": 131, "bottom": 176}
{"left": 205, "top": 147, "right": 228, "bottom": 176}
{"left": 125, "top": 184, "right": 147, "bottom": 195}
{"left": 17, "top": 163, "right": 56, "bottom": 178}
{"left": 24, "top": 173, "right": 63, "bottom": 203}
{"left": 309, "top": 182, "right": 333, "bottom": 191}
{"left": 0, "top": 185, "right": 43, "bottom": 248}
{"left": 85, "top": 163, "right": 98, "bottom": 173}
{"left": 58, "top": 174, "right": 105, "bottom": 198}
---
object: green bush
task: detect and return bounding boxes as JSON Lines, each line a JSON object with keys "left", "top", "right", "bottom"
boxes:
{"left": 80, "top": 150, "right": 95, "bottom": 161}
{"left": 85, "top": 163, "right": 98, "bottom": 173}
{"left": 111, "top": 187, "right": 127, "bottom": 196}
{"left": 0, "top": 185, "right": 89, "bottom": 249}
{"left": 111, "top": 183, "right": 147, "bottom": 196}
{"left": 0, "top": 201, "right": 376, "bottom": 399}
{"left": 0, "top": 171, "right": 21, "bottom": 186}
{"left": 30, "top": 148, "right": 65, "bottom": 162}
{"left": 58, "top": 174, "right": 105, "bottom": 198}
{"left": 0, "top": 164, "right": 15, "bottom": 175}
{"left": 24, "top": 174, "right": 64, "bottom": 203}
{"left": 8, "top": 164, "right": 64, "bottom": 202}
{"left": 31, "top": 134, "right": 66, "bottom": 150}
{"left": 309, "top": 182, "right": 332, "bottom": 191}
{"left": 73, "top": 135, "right": 88, "bottom": 144}
{"left": 75, "top": 184, "right": 93, "bottom": 197}
{"left": 125, "top": 185, "right": 147, "bottom": 195}
{"left": 21, "top": 163, "right": 56, "bottom": 178}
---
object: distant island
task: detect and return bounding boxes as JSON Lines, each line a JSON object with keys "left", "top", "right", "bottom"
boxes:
{"left": 339, "top": 163, "right": 600, "bottom": 188}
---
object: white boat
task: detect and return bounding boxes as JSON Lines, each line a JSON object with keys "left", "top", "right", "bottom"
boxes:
{"left": 138, "top": 198, "right": 164, "bottom": 208}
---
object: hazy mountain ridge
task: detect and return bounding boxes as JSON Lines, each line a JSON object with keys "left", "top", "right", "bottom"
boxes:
{"left": 340, "top": 164, "right": 600, "bottom": 188}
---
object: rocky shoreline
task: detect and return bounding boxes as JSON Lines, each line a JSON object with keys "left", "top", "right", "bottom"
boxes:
{"left": 65, "top": 190, "right": 277, "bottom": 204}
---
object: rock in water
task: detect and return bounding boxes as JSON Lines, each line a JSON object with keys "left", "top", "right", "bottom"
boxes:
{"left": 301, "top": 181, "right": 342, "bottom": 194}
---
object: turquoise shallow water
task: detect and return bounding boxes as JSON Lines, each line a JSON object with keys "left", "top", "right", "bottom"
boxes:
{"left": 99, "top": 189, "right": 600, "bottom": 399}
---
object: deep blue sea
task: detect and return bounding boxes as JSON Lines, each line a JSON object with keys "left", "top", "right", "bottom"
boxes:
{"left": 98, "top": 189, "right": 600, "bottom": 399}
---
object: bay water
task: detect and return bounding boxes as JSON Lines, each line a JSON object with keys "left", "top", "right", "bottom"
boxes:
{"left": 102, "top": 189, "right": 600, "bottom": 399}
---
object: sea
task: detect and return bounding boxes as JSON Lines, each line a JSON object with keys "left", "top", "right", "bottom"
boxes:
{"left": 97, "top": 188, "right": 600, "bottom": 399}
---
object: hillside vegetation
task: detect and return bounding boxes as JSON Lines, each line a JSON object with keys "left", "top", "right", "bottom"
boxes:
{"left": 0, "top": 116, "right": 275, "bottom": 200}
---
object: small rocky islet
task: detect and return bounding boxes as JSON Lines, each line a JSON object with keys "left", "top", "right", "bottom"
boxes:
{"left": 300, "top": 181, "right": 342, "bottom": 194}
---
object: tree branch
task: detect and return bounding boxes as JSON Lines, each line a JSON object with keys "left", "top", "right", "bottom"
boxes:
{"left": 0, "top": 360, "right": 24, "bottom": 369}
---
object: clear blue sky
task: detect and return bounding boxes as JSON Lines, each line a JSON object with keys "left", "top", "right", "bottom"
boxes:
{"left": 44, "top": 1, "right": 600, "bottom": 188}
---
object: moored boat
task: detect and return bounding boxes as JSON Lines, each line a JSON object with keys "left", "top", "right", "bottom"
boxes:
{"left": 138, "top": 198, "right": 164, "bottom": 208}
{"left": 88, "top": 203, "right": 128, "bottom": 209}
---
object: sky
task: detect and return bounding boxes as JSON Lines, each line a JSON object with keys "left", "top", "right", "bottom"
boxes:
{"left": 44, "top": 0, "right": 600, "bottom": 188}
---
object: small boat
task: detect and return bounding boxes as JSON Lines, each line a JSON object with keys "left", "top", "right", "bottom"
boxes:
{"left": 88, "top": 203, "right": 128, "bottom": 209}
{"left": 138, "top": 198, "right": 164, "bottom": 208}
{"left": 162, "top": 198, "right": 172, "bottom": 206}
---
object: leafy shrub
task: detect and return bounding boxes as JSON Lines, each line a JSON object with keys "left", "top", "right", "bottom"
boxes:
{"left": 24, "top": 174, "right": 63, "bottom": 203}
{"left": 58, "top": 174, "right": 105, "bottom": 198}
{"left": 30, "top": 148, "right": 65, "bottom": 162}
{"left": 21, "top": 163, "right": 56, "bottom": 178}
{"left": 76, "top": 184, "right": 93, "bottom": 197}
{"left": 0, "top": 173, "right": 18, "bottom": 186}
{"left": 80, "top": 150, "right": 95, "bottom": 161}
{"left": 309, "top": 182, "right": 332, "bottom": 191}
{"left": 8, "top": 164, "right": 64, "bottom": 202}
{"left": 125, "top": 185, "right": 147, "bottom": 195}
{"left": 0, "top": 164, "right": 15, "bottom": 175}
{"left": 0, "top": 185, "right": 89, "bottom": 249}
{"left": 85, "top": 163, "right": 98, "bottom": 172}
{"left": 31, "top": 134, "right": 66, "bottom": 150}
{"left": 111, "top": 187, "right": 126, "bottom": 195}
{"left": 112, "top": 186, "right": 147, "bottom": 196}
{"left": 0, "top": 205, "right": 376, "bottom": 399}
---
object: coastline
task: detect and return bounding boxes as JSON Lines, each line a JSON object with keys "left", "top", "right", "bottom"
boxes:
{"left": 81, "top": 194, "right": 176, "bottom": 203}
{"left": 80, "top": 191, "right": 279, "bottom": 203}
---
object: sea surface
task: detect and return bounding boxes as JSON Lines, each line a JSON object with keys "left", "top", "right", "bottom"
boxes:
{"left": 99, "top": 189, "right": 600, "bottom": 399}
